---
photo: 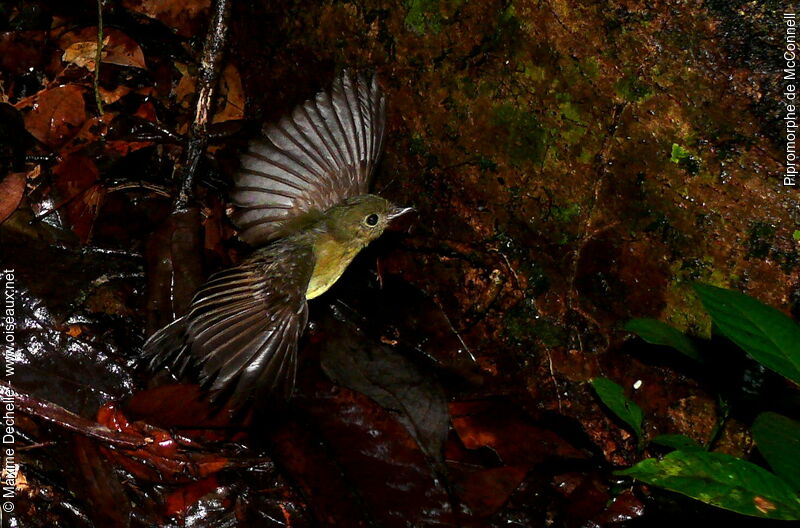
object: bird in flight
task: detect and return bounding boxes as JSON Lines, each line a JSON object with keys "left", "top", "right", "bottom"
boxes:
{"left": 143, "top": 71, "right": 411, "bottom": 408}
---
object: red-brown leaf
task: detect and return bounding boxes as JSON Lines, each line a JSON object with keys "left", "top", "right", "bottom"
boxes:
{"left": 0, "top": 171, "right": 27, "bottom": 223}
{"left": 52, "top": 154, "right": 102, "bottom": 243}
{"left": 121, "top": 0, "right": 211, "bottom": 38}
{"left": 16, "top": 85, "right": 87, "bottom": 147}
{"left": 97, "top": 402, "right": 231, "bottom": 483}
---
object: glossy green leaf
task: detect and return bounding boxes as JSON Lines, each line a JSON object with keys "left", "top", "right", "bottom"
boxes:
{"left": 625, "top": 318, "right": 702, "bottom": 361}
{"left": 616, "top": 450, "right": 800, "bottom": 520}
{"left": 591, "top": 377, "right": 643, "bottom": 439}
{"left": 693, "top": 283, "right": 800, "bottom": 385}
{"left": 650, "top": 434, "right": 704, "bottom": 452}
{"left": 753, "top": 412, "right": 800, "bottom": 492}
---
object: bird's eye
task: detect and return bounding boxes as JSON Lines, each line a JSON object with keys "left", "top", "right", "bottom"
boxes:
{"left": 365, "top": 213, "right": 379, "bottom": 226}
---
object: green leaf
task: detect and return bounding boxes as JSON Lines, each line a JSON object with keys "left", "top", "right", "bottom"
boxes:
{"left": 625, "top": 318, "right": 702, "bottom": 361}
{"left": 616, "top": 450, "right": 800, "bottom": 520}
{"left": 693, "top": 283, "right": 800, "bottom": 385}
{"left": 753, "top": 412, "right": 800, "bottom": 492}
{"left": 651, "top": 434, "right": 705, "bottom": 452}
{"left": 793, "top": 230, "right": 800, "bottom": 242}
{"left": 591, "top": 377, "right": 643, "bottom": 440}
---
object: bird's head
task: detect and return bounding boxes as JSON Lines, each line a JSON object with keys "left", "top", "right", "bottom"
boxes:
{"left": 322, "top": 194, "right": 413, "bottom": 248}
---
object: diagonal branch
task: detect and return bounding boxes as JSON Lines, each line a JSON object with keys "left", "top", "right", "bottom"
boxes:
{"left": 173, "top": 0, "right": 233, "bottom": 211}
{"left": 1, "top": 381, "right": 147, "bottom": 449}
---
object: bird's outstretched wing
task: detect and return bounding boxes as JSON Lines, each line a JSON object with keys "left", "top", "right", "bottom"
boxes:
{"left": 230, "top": 70, "right": 387, "bottom": 246}
{"left": 142, "top": 242, "right": 314, "bottom": 406}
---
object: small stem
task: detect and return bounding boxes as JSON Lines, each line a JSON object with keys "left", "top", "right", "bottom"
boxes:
{"left": 94, "top": 0, "right": 104, "bottom": 115}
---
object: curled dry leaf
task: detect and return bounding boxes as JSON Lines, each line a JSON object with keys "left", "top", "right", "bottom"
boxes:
{"left": 0, "top": 170, "right": 27, "bottom": 223}
{"left": 15, "top": 85, "right": 87, "bottom": 147}
{"left": 59, "top": 27, "right": 146, "bottom": 70}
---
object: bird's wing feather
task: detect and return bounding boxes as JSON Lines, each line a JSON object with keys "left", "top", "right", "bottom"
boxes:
{"left": 230, "top": 70, "right": 386, "bottom": 245}
{"left": 143, "top": 243, "right": 314, "bottom": 406}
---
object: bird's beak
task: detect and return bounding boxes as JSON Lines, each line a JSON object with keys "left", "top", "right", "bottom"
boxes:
{"left": 386, "top": 205, "right": 416, "bottom": 232}
{"left": 387, "top": 206, "right": 415, "bottom": 220}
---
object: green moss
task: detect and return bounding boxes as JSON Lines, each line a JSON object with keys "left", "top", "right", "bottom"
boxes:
{"left": 669, "top": 143, "right": 701, "bottom": 175}
{"left": 793, "top": 230, "right": 800, "bottom": 241}
{"left": 552, "top": 202, "right": 581, "bottom": 223}
{"left": 404, "top": 0, "right": 462, "bottom": 35}
{"left": 614, "top": 74, "right": 653, "bottom": 102}
{"left": 746, "top": 221, "right": 776, "bottom": 259}
{"left": 458, "top": 76, "right": 478, "bottom": 99}
{"left": 491, "top": 103, "right": 548, "bottom": 165}
{"left": 404, "top": 0, "right": 442, "bottom": 34}
{"left": 581, "top": 57, "right": 600, "bottom": 79}
{"left": 522, "top": 63, "right": 547, "bottom": 82}
{"left": 558, "top": 100, "right": 583, "bottom": 123}
{"left": 577, "top": 148, "right": 595, "bottom": 164}
{"left": 504, "top": 297, "right": 566, "bottom": 347}
{"left": 408, "top": 133, "right": 439, "bottom": 169}
{"left": 670, "top": 144, "right": 690, "bottom": 163}
{"left": 408, "top": 133, "right": 428, "bottom": 157}
{"left": 663, "top": 257, "right": 737, "bottom": 338}
{"left": 476, "top": 155, "right": 498, "bottom": 173}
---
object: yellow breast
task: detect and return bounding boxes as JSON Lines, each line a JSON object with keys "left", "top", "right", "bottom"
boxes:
{"left": 306, "top": 236, "right": 362, "bottom": 299}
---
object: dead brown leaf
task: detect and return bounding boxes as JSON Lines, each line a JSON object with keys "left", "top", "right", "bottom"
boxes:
{"left": 212, "top": 63, "right": 245, "bottom": 123}
{"left": 52, "top": 154, "right": 102, "bottom": 243}
{"left": 122, "top": 0, "right": 211, "bottom": 38}
{"left": 16, "top": 85, "right": 87, "bottom": 147}
{"left": 0, "top": 171, "right": 27, "bottom": 223}
{"left": 59, "top": 27, "right": 146, "bottom": 70}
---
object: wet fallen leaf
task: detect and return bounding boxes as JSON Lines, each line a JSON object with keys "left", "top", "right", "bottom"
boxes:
{"left": 164, "top": 475, "right": 220, "bottom": 517}
{"left": 97, "top": 402, "right": 231, "bottom": 483}
{"left": 456, "top": 466, "right": 528, "bottom": 517}
{"left": 0, "top": 30, "right": 47, "bottom": 78}
{"left": 59, "top": 27, "right": 146, "bottom": 70}
{"left": 70, "top": 436, "right": 132, "bottom": 528}
{"left": 124, "top": 384, "right": 250, "bottom": 443}
{"left": 329, "top": 273, "right": 484, "bottom": 385}
{"left": 268, "top": 418, "right": 371, "bottom": 526}
{"left": 122, "top": 0, "right": 212, "bottom": 38}
{"left": 317, "top": 303, "right": 450, "bottom": 466}
{"left": 0, "top": 170, "right": 27, "bottom": 223}
{"left": 450, "top": 400, "right": 588, "bottom": 466}
{"left": 297, "top": 382, "right": 456, "bottom": 527}
{"left": 16, "top": 85, "right": 87, "bottom": 147}
{"left": 52, "top": 154, "right": 102, "bottom": 243}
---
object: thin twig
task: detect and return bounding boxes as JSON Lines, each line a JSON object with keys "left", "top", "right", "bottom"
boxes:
{"left": 94, "top": 0, "right": 104, "bottom": 115}
{"left": 173, "top": 0, "right": 232, "bottom": 211}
